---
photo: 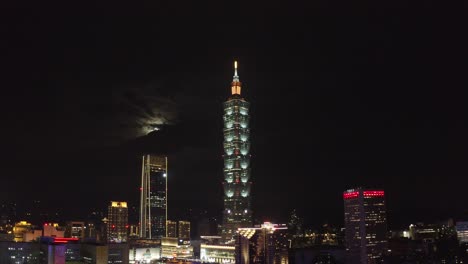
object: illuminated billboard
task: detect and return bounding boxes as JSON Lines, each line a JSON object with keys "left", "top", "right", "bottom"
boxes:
{"left": 130, "top": 247, "right": 161, "bottom": 263}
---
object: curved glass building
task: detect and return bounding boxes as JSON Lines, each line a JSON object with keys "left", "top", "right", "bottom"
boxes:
{"left": 221, "top": 61, "right": 252, "bottom": 241}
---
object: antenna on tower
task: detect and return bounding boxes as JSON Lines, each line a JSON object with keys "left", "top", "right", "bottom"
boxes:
{"left": 234, "top": 61, "right": 238, "bottom": 77}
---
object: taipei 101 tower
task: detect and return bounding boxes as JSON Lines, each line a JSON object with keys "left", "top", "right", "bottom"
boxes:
{"left": 221, "top": 61, "right": 252, "bottom": 241}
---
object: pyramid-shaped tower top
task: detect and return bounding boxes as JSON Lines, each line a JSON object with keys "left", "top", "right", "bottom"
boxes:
{"left": 231, "top": 61, "right": 241, "bottom": 95}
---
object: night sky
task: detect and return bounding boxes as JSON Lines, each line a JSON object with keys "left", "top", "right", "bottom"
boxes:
{"left": 1, "top": 1, "right": 467, "bottom": 229}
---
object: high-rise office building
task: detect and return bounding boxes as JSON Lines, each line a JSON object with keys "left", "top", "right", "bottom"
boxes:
{"left": 128, "top": 224, "right": 139, "bottom": 239}
{"left": 139, "top": 155, "right": 168, "bottom": 239}
{"left": 343, "top": 188, "right": 387, "bottom": 264}
{"left": 408, "top": 223, "right": 438, "bottom": 241}
{"left": 456, "top": 221, "right": 468, "bottom": 244}
{"left": 0, "top": 202, "right": 16, "bottom": 228}
{"left": 178, "top": 221, "right": 191, "bottom": 240}
{"left": 221, "top": 61, "right": 252, "bottom": 242}
{"left": 84, "top": 222, "right": 97, "bottom": 241}
{"left": 236, "top": 222, "right": 289, "bottom": 264}
{"left": 107, "top": 201, "right": 128, "bottom": 243}
{"left": 167, "top": 220, "right": 177, "bottom": 238}
{"left": 65, "top": 221, "right": 85, "bottom": 239}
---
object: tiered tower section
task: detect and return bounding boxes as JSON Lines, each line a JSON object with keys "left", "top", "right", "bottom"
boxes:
{"left": 221, "top": 61, "right": 252, "bottom": 241}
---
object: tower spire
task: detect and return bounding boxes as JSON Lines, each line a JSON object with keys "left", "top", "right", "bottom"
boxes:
{"left": 231, "top": 60, "right": 241, "bottom": 95}
{"left": 234, "top": 61, "right": 239, "bottom": 80}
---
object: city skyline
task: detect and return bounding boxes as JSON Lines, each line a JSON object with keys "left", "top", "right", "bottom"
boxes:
{"left": 1, "top": 0, "right": 467, "bottom": 230}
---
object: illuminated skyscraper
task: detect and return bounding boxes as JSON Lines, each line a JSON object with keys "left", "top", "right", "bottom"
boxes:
{"left": 236, "top": 222, "right": 289, "bottom": 264}
{"left": 107, "top": 201, "right": 128, "bottom": 243}
{"left": 456, "top": 221, "right": 468, "bottom": 244}
{"left": 139, "top": 155, "right": 168, "bottom": 239}
{"left": 0, "top": 202, "right": 16, "bottom": 227}
{"left": 167, "top": 220, "right": 177, "bottom": 238}
{"left": 65, "top": 221, "right": 85, "bottom": 239}
{"left": 343, "top": 188, "right": 388, "bottom": 264}
{"left": 178, "top": 221, "right": 191, "bottom": 240}
{"left": 221, "top": 61, "right": 252, "bottom": 241}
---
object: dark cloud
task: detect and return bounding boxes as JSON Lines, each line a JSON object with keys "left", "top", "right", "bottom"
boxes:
{"left": 110, "top": 83, "right": 179, "bottom": 140}
{"left": 1, "top": 0, "right": 467, "bottom": 226}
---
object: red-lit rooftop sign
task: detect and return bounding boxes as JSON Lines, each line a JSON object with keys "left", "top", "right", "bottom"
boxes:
{"left": 343, "top": 190, "right": 385, "bottom": 199}
{"left": 363, "top": 190, "right": 384, "bottom": 197}
{"left": 343, "top": 192, "right": 359, "bottom": 199}
{"left": 53, "top": 237, "right": 79, "bottom": 244}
